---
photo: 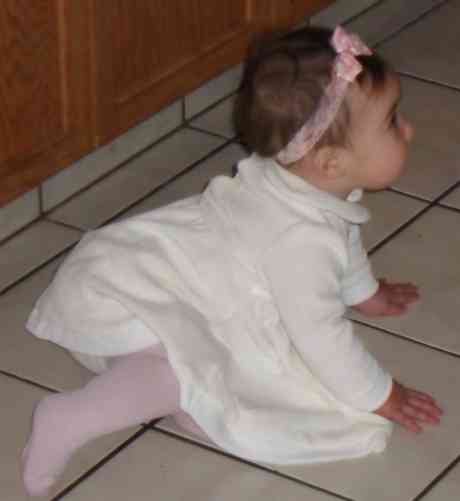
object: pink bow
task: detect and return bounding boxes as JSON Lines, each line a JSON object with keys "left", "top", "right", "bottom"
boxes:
{"left": 276, "top": 26, "right": 373, "bottom": 164}
{"left": 331, "top": 26, "right": 372, "bottom": 82}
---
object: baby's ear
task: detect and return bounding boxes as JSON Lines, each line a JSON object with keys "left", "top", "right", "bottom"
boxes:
{"left": 313, "top": 145, "right": 348, "bottom": 180}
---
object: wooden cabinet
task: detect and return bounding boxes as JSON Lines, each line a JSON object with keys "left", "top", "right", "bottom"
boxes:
{"left": 0, "top": 0, "right": 93, "bottom": 205}
{"left": 0, "top": 0, "right": 333, "bottom": 206}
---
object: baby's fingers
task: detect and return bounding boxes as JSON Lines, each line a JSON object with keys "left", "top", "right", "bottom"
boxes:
{"left": 403, "top": 401, "right": 441, "bottom": 426}
{"left": 392, "top": 410, "right": 423, "bottom": 434}
{"left": 407, "top": 388, "right": 443, "bottom": 409}
{"left": 389, "top": 284, "right": 420, "bottom": 304}
{"left": 406, "top": 392, "right": 443, "bottom": 423}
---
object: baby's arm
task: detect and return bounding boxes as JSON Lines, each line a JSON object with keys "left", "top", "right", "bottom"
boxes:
{"left": 263, "top": 225, "right": 442, "bottom": 431}
{"left": 342, "top": 225, "right": 419, "bottom": 316}
{"left": 263, "top": 225, "right": 393, "bottom": 412}
{"left": 340, "top": 226, "right": 441, "bottom": 429}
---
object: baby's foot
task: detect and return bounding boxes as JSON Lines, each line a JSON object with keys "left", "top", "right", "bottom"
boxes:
{"left": 22, "top": 392, "right": 86, "bottom": 496}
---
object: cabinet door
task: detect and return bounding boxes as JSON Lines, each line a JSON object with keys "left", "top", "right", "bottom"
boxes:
{"left": 0, "top": 1, "right": 92, "bottom": 206}
{"left": 92, "top": 0, "right": 331, "bottom": 145}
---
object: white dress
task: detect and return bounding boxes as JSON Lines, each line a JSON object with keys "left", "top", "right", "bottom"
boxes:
{"left": 27, "top": 154, "right": 393, "bottom": 465}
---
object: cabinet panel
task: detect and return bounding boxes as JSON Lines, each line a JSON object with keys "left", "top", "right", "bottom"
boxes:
{"left": 0, "top": 1, "right": 92, "bottom": 206}
{"left": 113, "top": 1, "right": 201, "bottom": 99}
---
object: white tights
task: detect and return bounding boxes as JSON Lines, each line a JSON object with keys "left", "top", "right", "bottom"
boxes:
{"left": 22, "top": 344, "right": 207, "bottom": 497}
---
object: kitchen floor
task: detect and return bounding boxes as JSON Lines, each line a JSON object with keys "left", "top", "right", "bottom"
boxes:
{"left": 2, "top": 1, "right": 460, "bottom": 500}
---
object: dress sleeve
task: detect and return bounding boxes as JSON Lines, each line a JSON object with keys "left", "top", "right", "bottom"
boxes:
{"left": 262, "top": 223, "right": 392, "bottom": 412}
{"left": 341, "top": 224, "right": 379, "bottom": 306}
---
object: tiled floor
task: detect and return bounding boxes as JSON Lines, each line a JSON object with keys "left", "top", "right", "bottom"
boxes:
{"left": 2, "top": 1, "right": 460, "bottom": 499}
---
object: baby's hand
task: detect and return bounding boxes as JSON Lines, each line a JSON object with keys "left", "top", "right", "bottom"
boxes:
{"left": 353, "top": 279, "right": 419, "bottom": 317}
{"left": 374, "top": 381, "right": 443, "bottom": 433}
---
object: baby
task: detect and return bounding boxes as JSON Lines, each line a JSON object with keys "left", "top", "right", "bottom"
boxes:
{"left": 22, "top": 25, "right": 442, "bottom": 496}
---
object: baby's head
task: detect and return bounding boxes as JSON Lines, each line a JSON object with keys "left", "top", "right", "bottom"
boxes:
{"left": 234, "top": 26, "right": 414, "bottom": 195}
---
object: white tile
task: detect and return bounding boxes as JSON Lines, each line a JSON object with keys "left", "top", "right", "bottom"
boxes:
{"left": 352, "top": 206, "right": 460, "bottom": 354}
{"left": 0, "top": 189, "right": 39, "bottom": 242}
{"left": 185, "top": 65, "right": 243, "bottom": 119}
{"left": 62, "top": 431, "right": 337, "bottom": 501}
{"left": 48, "top": 129, "right": 225, "bottom": 230}
{"left": 311, "top": 0, "right": 379, "bottom": 28}
{"left": 391, "top": 77, "right": 460, "bottom": 200}
{"left": 345, "top": 0, "right": 445, "bottom": 47}
{"left": 42, "top": 101, "right": 182, "bottom": 211}
{"left": 0, "top": 258, "right": 95, "bottom": 391}
{"left": 118, "top": 143, "right": 246, "bottom": 220}
{"left": 0, "top": 375, "right": 138, "bottom": 500}
{"left": 422, "top": 463, "right": 460, "bottom": 500}
{"left": 379, "top": 1, "right": 460, "bottom": 86}
{"left": 278, "top": 323, "right": 460, "bottom": 501}
{"left": 0, "top": 220, "right": 81, "bottom": 293}
{"left": 190, "top": 96, "right": 237, "bottom": 139}
{"left": 361, "top": 190, "right": 427, "bottom": 251}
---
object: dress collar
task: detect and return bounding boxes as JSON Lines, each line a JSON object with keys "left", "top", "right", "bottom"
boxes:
{"left": 240, "top": 154, "right": 370, "bottom": 224}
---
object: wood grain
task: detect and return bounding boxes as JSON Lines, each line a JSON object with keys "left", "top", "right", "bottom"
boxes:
{"left": 0, "top": 0, "right": 92, "bottom": 206}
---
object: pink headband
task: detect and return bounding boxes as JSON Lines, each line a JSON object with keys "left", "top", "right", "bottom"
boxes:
{"left": 276, "top": 26, "right": 372, "bottom": 165}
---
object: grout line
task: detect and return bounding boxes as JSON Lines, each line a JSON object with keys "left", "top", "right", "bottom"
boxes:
{"left": 387, "top": 187, "right": 432, "bottom": 204}
{"left": 183, "top": 90, "right": 237, "bottom": 124}
{"left": 51, "top": 425, "right": 151, "bottom": 500}
{"left": 342, "top": 0, "right": 390, "bottom": 27}
{"left": 186, "top": 124, "right": 236, "bottom": 142}
{"left": 0, "top": 213, "right": 44, "bottom": 247}
{"left": 373, "top": 0, "right": 451, "bottom": 49}
{"left": 412, "top": 453, "right": 460, "bottom": 501}
{"left": 352, "top": 318, "right": 460, "bottom": 360}
{"left": 398, "top": 71, "right": 460, "bottom": 93}
{"left": 0, "top": 245, "right": 71, "bottom": 297}
{"left": 43, "top": 218, "right": 86, "bottom": 234}
{"left": 436, "top": 200, "right": 460, "bottom": 212}
{"left": 368, "top": 203, "right": 433, "bottom": 256}
{"left": 0, "top": 369, "right": 58, "bottom": 393}
{"left": 149, "top": 426, "right": 354, "bottom": 501}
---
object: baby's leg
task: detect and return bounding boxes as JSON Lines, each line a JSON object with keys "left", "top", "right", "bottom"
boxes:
{"left": 23, "top": 344, "right": 180, "bottom": 497}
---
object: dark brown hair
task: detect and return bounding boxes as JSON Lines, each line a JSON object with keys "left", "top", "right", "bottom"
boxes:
{"left": 233, "top": 26, "right": 391, "bottom": 159}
